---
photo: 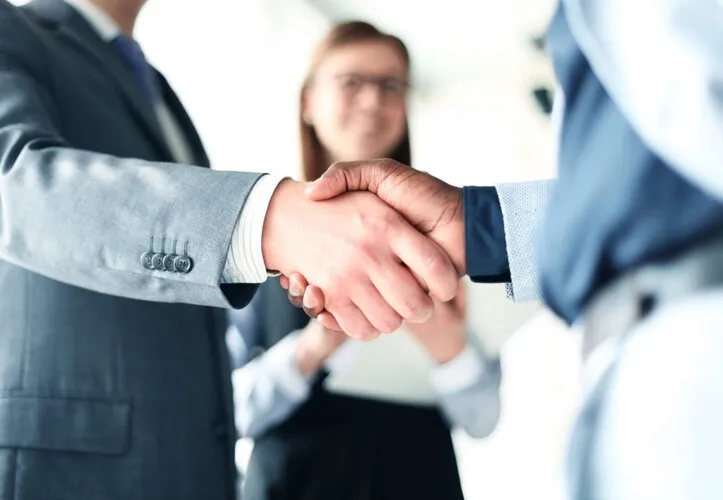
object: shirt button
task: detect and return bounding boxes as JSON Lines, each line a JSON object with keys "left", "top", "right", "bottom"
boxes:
{"left": 174, "top": 255, "right": 193, "bottom": 274}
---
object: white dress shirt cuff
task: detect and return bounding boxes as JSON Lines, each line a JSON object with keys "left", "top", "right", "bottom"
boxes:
{"left": 261, "top": 331, "right": 313, "bottom": 401}
{"left": 223, "top": 174, "right": 286, "bottom": 283}
{"left": 430, "top": 343, "right": 485, "bottom": 394}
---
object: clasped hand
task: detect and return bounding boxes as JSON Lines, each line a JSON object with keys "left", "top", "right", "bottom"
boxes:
{"left": 262, "top": 159, "right": 465, "bottom": 339}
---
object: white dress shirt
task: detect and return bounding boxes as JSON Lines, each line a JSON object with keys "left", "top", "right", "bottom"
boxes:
{"left": 65, "top": 0, "right": 282, "bottom": 284}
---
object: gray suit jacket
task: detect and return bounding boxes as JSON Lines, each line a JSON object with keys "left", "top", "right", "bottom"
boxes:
{"left": 0, "top": 1, "right": 261, "bottom": 498}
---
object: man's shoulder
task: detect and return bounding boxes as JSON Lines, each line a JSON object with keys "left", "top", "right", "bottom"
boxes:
{"left": 0, "top": 1, "right": 41, "bottom": 31}
{"left": 0, "top": 1, "right": 49, "bottom": 57}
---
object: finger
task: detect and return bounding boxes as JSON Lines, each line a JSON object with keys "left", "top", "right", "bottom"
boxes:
{"left": 288, "top": 273, "right": 308, "bottom": 297}
{"left": 390, "top": 225, "right": 459, "bottom": 303}
{"left": 408, "top": 267, "right": 429, "bottom": 294}
{"left": 304, "top": 159, "right": 402, "bottom": 201}
{"left": 329, "top": 301, "right": 380, "bottom": 341}
{"left": 434, "top": 282, "right": 466, "bottom": 317}
{"left": 368, "top": 259, "right": 434, "bottom": 324}
{"left": 301, "top": 285, "right": 326, "bottom": 318}
{"left": 287, "top": 290, "right": 303, "bottom": 309}
{"left": 280, "top": 275, "right": 290, "bottom": 290}
{"left": 451, "top": 282, "right": 467, "bottom": 314}
{"left": 316, "top": 311, "right": 342, "bottom": 332}
{"left": 285, "top": 274, "right": 308, "bottom": 308}
{"left": 304, "top": 162, "right": 365, "bottom": 201}
{"left": 350, "top": 281, "right": 403, "bottom": 334}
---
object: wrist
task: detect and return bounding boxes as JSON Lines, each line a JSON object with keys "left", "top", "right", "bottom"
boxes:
{"left": 428, "top": 332, "right": 466, "bottom": 364}
{"left": 261, "top": 178, "right": 303, "bottom": 273}
{"left": 294, "top": 343, "right": 323, "bottom": 377}
{"left": 437, "top": 187, "right": 466, "bottom": 277}
{"left": 448, "top": 188, "right": 466, "bottom": 276}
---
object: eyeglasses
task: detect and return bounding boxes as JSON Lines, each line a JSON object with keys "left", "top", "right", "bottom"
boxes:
{"left": 331, "top": 73, "right": 410, "bottom": 99}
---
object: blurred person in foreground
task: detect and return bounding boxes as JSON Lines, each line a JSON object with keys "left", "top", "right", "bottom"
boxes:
{"left": 288, "top": 2, "right": 723, "bottom": 499}
{"left": 228, "top": 22, "right": 501, "bottom": 500}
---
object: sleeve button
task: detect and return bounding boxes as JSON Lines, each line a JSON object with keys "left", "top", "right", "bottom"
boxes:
{"left": 151, "top": 252, "right": 166, "bottom": 270}
{"left": 174, "top": 255, "right": 193, "bottom": 274}
{"left": 140, "top": 251, "right": 155, "bottom": 270}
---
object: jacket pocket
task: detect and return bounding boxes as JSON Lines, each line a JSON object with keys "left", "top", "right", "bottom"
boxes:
{"left": 0, "top": 395, "right": 131, "bottom": 455}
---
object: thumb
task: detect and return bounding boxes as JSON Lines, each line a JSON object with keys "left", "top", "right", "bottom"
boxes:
{"left": 304, "top": 159, "right": 392, "bottom": 201}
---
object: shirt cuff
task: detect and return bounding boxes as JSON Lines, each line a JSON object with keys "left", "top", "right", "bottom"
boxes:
{"left": 430, "top": 343, "right": 485, "bottom": 394}
{"left": 223, "top": 174, "right": 286, "bottom": 283}
{"left": 261, "top": 331, "right": 313, "bottom": 401}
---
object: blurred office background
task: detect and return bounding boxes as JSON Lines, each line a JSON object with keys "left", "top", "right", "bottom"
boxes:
{"left": 135, "top": 1, "right": 578, "bottom": 498}
{"left": 6, "top": 0, "right": 580, "bottom": 497}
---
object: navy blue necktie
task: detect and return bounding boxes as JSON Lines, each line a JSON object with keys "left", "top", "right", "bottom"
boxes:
{"left": 110, "top": 35, "right": 157, "bottom": 105}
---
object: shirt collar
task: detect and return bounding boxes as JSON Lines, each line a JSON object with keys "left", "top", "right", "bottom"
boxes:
{"left": 64, "top": 0, "right": 121, "bottom": 41}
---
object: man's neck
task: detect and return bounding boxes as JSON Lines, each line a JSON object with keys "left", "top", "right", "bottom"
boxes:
{"left": 89, "top": 0, "right": 144, "bottom": 37}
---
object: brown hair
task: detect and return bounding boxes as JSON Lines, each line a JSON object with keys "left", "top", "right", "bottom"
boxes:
{"left": 299, "top": 21, "right": 412, "bottom": 182}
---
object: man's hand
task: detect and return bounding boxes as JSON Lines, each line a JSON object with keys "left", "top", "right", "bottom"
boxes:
{"left": 281, "top": 273, "right": 342, "bottom": 332}
{"left": 262, "top": 179, "right": 459, "bottom": 340}
{"left": 305, "top": 159, "right": 466, "bottom": 275}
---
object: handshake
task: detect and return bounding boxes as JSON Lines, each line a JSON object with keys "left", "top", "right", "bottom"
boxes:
{"left": 261, "top": 159, "right": 466, "bottom": 340}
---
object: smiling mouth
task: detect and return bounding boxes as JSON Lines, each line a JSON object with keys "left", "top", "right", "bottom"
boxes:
{"left": 352, "top": 121, "right": 384, "bottom": 134}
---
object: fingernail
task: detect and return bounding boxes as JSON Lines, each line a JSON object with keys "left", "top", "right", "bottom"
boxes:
{"left": 410, "top": 306, "right": 433, "bottom": 324}
{"left": 303, "top": 294, "right": 316, "bottom": 310}
{"left": 289, "top": 283, "right": 302, "bottom": 297}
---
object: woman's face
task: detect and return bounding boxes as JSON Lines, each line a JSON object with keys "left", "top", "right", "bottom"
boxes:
{"left": 304, "top": 41, "right": 409, "bottom": 163}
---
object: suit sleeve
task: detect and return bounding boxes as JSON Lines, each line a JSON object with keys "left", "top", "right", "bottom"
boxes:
{"left": 0, "top": 2, "right": 258, "bottom": 308}
{"left": 431, "top": 333, "right": 502, "bottom": 438}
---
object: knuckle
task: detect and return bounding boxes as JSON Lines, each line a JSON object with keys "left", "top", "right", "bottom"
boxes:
{"left": 360, "top": 210, "right": 400, "bottom": 238}
{"left": 352, "top": 235, "right": 385, "bottom": 268}
{"left": 325, "top": 269, "right": 348, "bottom": 292}
{"left": 422, "top": 245, "right": 447, "bottom": 272}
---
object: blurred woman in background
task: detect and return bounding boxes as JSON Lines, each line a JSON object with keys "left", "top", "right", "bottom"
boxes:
{"left": 228, "top": 21, "right": 502, "bottom": 500}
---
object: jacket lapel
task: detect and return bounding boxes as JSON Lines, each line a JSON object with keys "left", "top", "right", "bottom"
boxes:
{"left": 154, "top": 71, "right": 211, "bottom": 168}
{"left": 24, "top": 0, "right": 175, "bottom": 161}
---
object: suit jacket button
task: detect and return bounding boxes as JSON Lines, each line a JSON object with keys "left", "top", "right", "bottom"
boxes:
{"left": 163, "top": 254, "right": 177, "bottom": 272}
{"left": 140, "top": 251, "right": 155, "bottom": 270}
{"left": 174, "top": 255, "right": 193, "bottom": 274}
{"left": 151, "top": 252, "right": 166, "bottom": 270}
